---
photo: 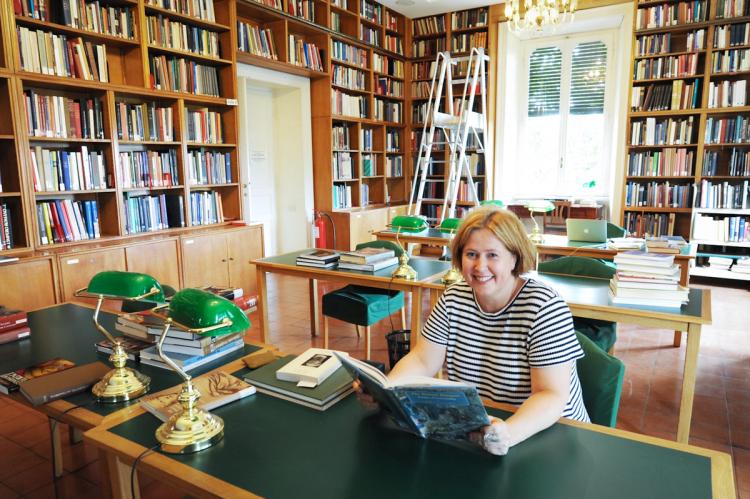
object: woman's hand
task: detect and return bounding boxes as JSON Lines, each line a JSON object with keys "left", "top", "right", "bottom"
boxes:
{"left": 352, "top": 380, "right": 379, "bottom": 410}
{"left": 469, "top": 416, "right": 511, "bottom": 456}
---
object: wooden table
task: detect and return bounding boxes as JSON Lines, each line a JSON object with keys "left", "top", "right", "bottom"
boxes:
{"left": 421, "top": 271, "right": 711, "bottom": 445}
{"left": 85, "top": 356, "right": 734, "bottom": 499}
{"left": 253, "top": 250, "right": 453, "bottom": 344}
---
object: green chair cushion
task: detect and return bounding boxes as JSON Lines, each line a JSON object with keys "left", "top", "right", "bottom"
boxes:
{"left": 575, "top": 331, "right": 625, "bottom": 427}
{"left": 538, "top": 256, "right": 617, "bottom": 352}
{"left": 607, "top": 223, "right": 627, "bottom": 238}
{"left": 323, "top": 285, "right": 404, "bottom": 326}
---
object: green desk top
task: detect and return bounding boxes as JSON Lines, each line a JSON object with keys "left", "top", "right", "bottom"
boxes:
{"left": 257, "top": 249, "right": 452, "bottom": 282}
{"left": 110, "top": 370, "right": 712, "bottom": 499}
{"left": 377, "top": 228, "right": 453, "bottom": 240}
{"left": 0, "top": 303, "right": 257, "bottom": 417}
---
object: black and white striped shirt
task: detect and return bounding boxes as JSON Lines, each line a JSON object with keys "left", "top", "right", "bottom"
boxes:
{"left": 422, "top": 278, "right": 590, "bottom": 422}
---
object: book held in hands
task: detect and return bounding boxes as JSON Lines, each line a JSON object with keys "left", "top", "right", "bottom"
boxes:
{"left": 335, "top": 353, "right": 490, "bottom": 440}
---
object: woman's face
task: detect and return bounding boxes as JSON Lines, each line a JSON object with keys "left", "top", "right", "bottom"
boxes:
{"left": 461, "top": 228, "right": 518, "bottom": 312}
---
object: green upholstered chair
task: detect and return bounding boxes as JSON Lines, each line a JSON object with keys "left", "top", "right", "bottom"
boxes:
{"left": 575, "top": 331, "right": 625, "bottom": 427}
{"left": 322, "top": 241, "right": 406, "bottom": 359}
{"left": 607, "top": 222, "right": 627, "bottom": 238}
{"left": 537, "top": 256, "right": 618, "bottom": 353}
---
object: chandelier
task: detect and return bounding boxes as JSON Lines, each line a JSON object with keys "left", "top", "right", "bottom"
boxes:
{"left": 504, "top": 0, "right": 577, "bottom": 32}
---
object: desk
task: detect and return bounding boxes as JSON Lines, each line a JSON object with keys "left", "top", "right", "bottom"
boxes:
{"left": 0, "top": 303, "right": 258, "bottom": 478}
{"left": 253, "top": 250, "right": 452, "bottom": 344}
{"left": 507, "top": 203, "right": 605, "bottom": 220}
{"left": 421, "top": 271, "right": 711, "bottom": 445}
{"left": 86, "top": 358, "right": 734, "bottom": 499}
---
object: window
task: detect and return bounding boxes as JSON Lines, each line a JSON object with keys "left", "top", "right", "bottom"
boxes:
{"left": 516, "top": 32, "right": 614, "bottom": 198}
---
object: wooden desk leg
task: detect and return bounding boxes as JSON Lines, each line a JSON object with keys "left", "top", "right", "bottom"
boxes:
{"left": 106, "top": 453, "right": 140, "bottom": 499}
{"left": 677, "top": 323, "right": 701, "bottom": 444}
{"left": 257, "top": 270, "right": 269, "bottom": 344}
{"left": 673, "top": 263, "right": 691, "bottom": 347}
{"left": 309, "top": 279, "right": 319, "bottom": 337}
{"left": 70, "top": 427, "right": 83, "bottom": 444}
{"left": 410, "top": 288, "right": 423, "bottom": 347}
{"left": 49, "top": 418, "right": 63, "bottom": 478}
{"left": 98, "top": 450, "right": 113, "bottom": 499}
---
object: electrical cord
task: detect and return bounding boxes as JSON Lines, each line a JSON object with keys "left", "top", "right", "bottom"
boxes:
{"left": 49, "top": 401, "right": 96, "bottom": 499}
{"left": 131, "top": 444, "right": 160, "bottom": 498}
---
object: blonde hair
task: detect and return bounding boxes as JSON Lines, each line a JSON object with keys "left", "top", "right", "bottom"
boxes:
{"left": 451, "top": 207, "right": 536, "bottom": 276}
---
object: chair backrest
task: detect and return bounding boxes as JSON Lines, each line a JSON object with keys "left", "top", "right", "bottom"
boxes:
{"left": 575, "top": 331, "right": 625, "bottom": 427}
{"left": 537, "top": 256, "right": 615, "bottom": 279}
{"left": 544, "top": 200, "right": 571, "bottom": 228}
{"left": 606, "top": 222, "right": 627, "bottom": 238}
{"left": 355, "top": 239, "right": 404, "bottom": 257}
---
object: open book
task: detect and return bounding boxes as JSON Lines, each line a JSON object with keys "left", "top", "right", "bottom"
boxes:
{"left": 335, "top": 353, "right": 490, "bottom": 440}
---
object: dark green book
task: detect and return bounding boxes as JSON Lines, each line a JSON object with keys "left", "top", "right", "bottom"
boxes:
{"left": 243, "top": 355, "right": 354, "bottom": 411}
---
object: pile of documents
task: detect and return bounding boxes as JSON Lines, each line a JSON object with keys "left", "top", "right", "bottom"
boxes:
{"left": 732, "top": 257, "right": 750, "bottom": 275}
{"left": 609, "top": 251, "right": 689, "bottom": 309}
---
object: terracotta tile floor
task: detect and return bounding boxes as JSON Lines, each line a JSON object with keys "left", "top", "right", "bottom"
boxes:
{"left": 0, "top": 275, "right": 748, "bottom": 498}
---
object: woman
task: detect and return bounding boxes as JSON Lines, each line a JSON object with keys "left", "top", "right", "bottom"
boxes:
{"left": 385, "top": 206, "right": 589, "bottom": 455}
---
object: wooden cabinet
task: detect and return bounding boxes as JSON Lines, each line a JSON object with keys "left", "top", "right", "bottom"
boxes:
{"left": 0, "top": 257, "right": 57, "bottom": 310}
{"left": 328, "top": 204, "right": 407, "bottom": 250}
{"left": 58, "top": 247, "right": 127, "bottom": 302}
{"left": 125, "top": 238, "right": 182, "bottom": 290}
{"left": 181, "top": 224, "right": 265, "bottom": 295}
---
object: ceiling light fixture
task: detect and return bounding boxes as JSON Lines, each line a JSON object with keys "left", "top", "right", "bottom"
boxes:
{"left": 504, "top": 0, "right": 577, "bottom": 32}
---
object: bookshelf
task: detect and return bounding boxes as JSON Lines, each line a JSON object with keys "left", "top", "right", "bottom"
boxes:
{"left": 625, "top": 0, "right": 750, "bottom": 280}
{"left": 408, "top": 7, "right": 490, "bottom": 224}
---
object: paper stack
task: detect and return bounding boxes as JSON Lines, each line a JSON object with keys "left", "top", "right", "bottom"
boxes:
{"left": 708, "top": 256, "right": 733, "bottom": 271}
{"left": 610, "top": 251, "right": 689, "bottom": 309}
{"left": 731, "top": 257, "right": 750, "bottom": 275}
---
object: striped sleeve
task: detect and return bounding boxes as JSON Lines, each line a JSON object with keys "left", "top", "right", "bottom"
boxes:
{"left": 421, "top": 292, "right": 451, "bottom": 345}
{"left": 527, "top": 294, "right": 583, "bottom": 368}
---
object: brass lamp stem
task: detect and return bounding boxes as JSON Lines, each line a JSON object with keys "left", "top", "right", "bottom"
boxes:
{"left": 391, "top": 229, "right": 417, "bottom": 280}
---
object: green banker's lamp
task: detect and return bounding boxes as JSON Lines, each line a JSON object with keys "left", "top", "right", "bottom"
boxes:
{"left": 480, "top": 199, "right": 505, "bottom": 208}
{"left": 151, "top": 288, "right": 250, "bottom": 454}
{"left": 438, "top": 217, "right": 463, "bottom": 285}
{"left": 389, "top": 215, "right": 428, "bottom": 280}
{"left": 75, "top": 271, "right": 166, "bottom": 402}
{"left": 525, "top": 199, "right": 554, "bottom": 245}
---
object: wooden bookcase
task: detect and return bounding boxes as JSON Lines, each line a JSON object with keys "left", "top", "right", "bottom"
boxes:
{"left": 624, "top": 0, "right": 750, "bottom": 280}
{"left": 407, "top": 7, "right": 490, "bottom": 224}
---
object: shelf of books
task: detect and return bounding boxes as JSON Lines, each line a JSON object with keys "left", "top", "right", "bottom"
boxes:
{"left": 407, "top": 7, "right": 489, "bottom": 224}
{"left": 626, "top": 0, "right": 750, "bottom": 279}
{"left": 0, "top": 0, "right": 244, "bottom": 255}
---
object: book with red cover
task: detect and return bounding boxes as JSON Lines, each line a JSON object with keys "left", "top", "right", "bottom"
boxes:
{"left": 0, "top": 326, "right": 31, "bottom": 345}
{"left": 0, "top": 307, "right": 28, "bottom": 333}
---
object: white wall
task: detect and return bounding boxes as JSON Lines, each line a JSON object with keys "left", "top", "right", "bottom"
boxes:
{"left": 237, "top": 64, "right": 315, "bottom": 256}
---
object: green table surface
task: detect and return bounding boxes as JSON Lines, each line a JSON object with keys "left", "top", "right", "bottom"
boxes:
{"left": 0, "top": 303, "right": 258, "bottom": 417}
{"left": 377, "top": 228, "right": 453, "bottom": 240}
{"left": 258, "top": 250, "right": 452, "bottom": 281}
{"left": 110, "top": 369, "right": 712, "bottom": 499}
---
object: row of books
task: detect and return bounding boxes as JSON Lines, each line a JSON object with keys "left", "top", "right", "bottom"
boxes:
{"left": 237, "top": 21, "right": 278, "bottom": 60}
{"left": 372, "top": 53, "right": 403, "bottom": 78}
{"left": 190, "top": 190, "right": 223, "bottom": 226}
{"left": 332, "top": 183, "right": 352, "bottom": 209}
{"left": 633, "top": 54, "right": 700, "bottom": 81}
{"left": 624, "top": 181, "right": 693, "bottom": 208}
{"left": 609, "top": 251, "right": 688, "bottom": 309}
{"left": 702, "top": 148, "right": 750, "bottom": 177}
{"left": 714, "top": 22, "right": 750, "bottom": 49}
{"left": 288, "top": 0, "right": 316, "bottom": 22}
{"left": 635, "top": 2, "right": 706, "bottom": 30}
{"left": 361, "top": 26, "right": 380, "bottom": 47}
{"left": 124, "top": 193, "right": 185, "bottom": 234}
{"left": 384, "top": 35, "right": 403, "bottom": 56}
{"left": 412, "top": 38, "right": 446, "bottom": 58}
{"left": 333, "top": 152, "right": 353, "bottom": 180}
{"left": 296, "top": 247, "right": 398, "bottom": 271}
{"left": 146, "top": 14, "right": 221, "bottom": 58}
{"left": 149, "top": 55, "right": 220, "bottom": 97}
{"left": 17, "top": 27, "right": 109, "bottom": 82}
{"left": 692, "top": 214, "right": 749, "bottom": 243}
{"left": 0, "top": 204, "right": 13, "bottom": 250}
{"left": 373, "top": 99, "right": 401, "bottom": 123}
{"left": 332, "top": 65, "right": 368, "bottom": 92}
{"left": 36, "top": 199, "right": 100, "bottom": 245}
{"left": 452, "top": 9, "right": 488, "bottom": 29}
{"left": 623, "top": 212, "right": 675, "bottom": 238}
{"left": 119, "top": 150, "right": 180, "bottom": 188}
{"left": 375, "top": 77, "right": 403, "bottom": 98}
{"left": 332, "top": 89, "right": 367, "bottom": 118}
{"left": 451, "top": 32, "right": 487, "bottom": 53}
{"left": 694, "top": 179, "right": 750, "bottom": 209}
{"left": 115, "top": 101, "right": 175, "bottom": 142}
{"left": 185, "top": 108, "right": 224, "bottom": 144}
{"left": 331, "top": 40, "right": 368, "bottom": 67}
{"left": 627, "top": 148, "right": 694, "bottom": 177}
{"left": 30, "top": 146, "right": 108, "bottom": 192}
{"left": 629, "top": 116, "right": 695, "bottom": 147}
{"left": 15, "top": 0, "right": 136, "bottom": 39}
{"left": 413, "top": 15, "right": 445, "bottom": 37}
{"left": 708, "top": 80, "right": 747, "bottom": 108}
{"left": 145, "top": 0, "right": 216, "bottom": 23}
{"left": 288, "top": 36, "right": 324, "bottom": 72}
{"left": 187, "top": 150, "right": 232, "bottom": 185}
{"left": 635, "top": 30, "right": 705, "bottom": 56}
{"left": 332, "top": 125, "right": 350, "bottom": 150}
{"left": 705, "top": 116, "right": 750, "bottom": 144}
{"left": 711, "top": 48, "right": 750, "bottom": 74}
{"left": 386, "top": 156, "right": 403, "bottom": 177}
{"left": 23, "top": 91, "right": 105, "bottom": 139}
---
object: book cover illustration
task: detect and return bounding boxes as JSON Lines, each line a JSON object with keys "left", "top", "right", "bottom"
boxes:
{"left": 0, "top": 358, "right": 76, "bottom": 394}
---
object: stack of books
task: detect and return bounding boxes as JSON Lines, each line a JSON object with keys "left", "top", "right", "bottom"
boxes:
{"left": 707, "top": 256, "right": 733, "bottom": 271}
{"left": 732, "top": 257, "right": 750, "bottom": 275}
{"left": 95, "top": 337, "right": 153, "bottom": 361}
{"left": 0, "top": 307, "right": 30, "bottom": 345}
{"left": 296, "top": 249, "right": 339, "bottom": 268}
{"left": 337, "top": 247, "right": 398, "bottom": 272}
{"left": 609, "top": 251, "right": 689, "bottom": 309}
{"left": 645, "top": 235, "right": 687, "bottom": 254}
{"left": 200, "top": 286, "right": 258, "bottom": 314}
{"left": 606, "top": 237, "right": 645, "bottom": 250}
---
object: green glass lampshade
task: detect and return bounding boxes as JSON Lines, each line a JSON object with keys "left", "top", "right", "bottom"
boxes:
{"left": 390, "top": 215, "right": 428, "bottom": 233}
{"left": 525, "top": 199, "right": 555, "bottom": 213}
{"left": 168, "top": 288, "right": 250, "bottom": 337}
{"left": 439, "top": 217, "right": 461, "bottom": 233}
{"left": 480, "top": 199, "right": 505, "bottom": 208}
{"left": 86, "top": 271, "right": 165, "bottom": 302}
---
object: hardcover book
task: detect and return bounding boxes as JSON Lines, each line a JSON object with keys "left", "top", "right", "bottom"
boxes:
{"left": 20, "top": 362, "right": 109, "bottom": 406}
{"left": 0, "top": 358, "right": 76, "bottom": 395}
{"left": 244, "top": 355, "right": 354, "bottom": 411}
{"left": 296, "top": 249, "right": 339, "bottom": 263}
{"left": 95, "top": 336, "right": 154, "bottom": 360}
{"left": 0, "top": 306, "right": 28, "bottom": 333}
{"left": 339, "top": 247, "right": 396, "bottom": 264}
{"left": 335, "top": 353, "right": 490, "bottom": 440}
{"left": 0, "top": 325, "right": 31, "bottom": 345}
{"left": 276, "top": 348, "right": 344, "bottom": 387}
{"left": 140, "top": 371, "right": 256, "bottom": 422}
{"left": 337, "top": 256, "right": 399, "bottom": 272}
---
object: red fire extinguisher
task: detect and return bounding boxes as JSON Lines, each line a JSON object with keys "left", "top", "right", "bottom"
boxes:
{"left": 313, "top": 210, "right": 328, "bottom": 248}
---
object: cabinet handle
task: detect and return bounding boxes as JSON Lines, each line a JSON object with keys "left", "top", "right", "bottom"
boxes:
{"left": 229, "top": 257, "right": 235, "bottom": 261}
{"left": 221, "top": 259, "right": 227, "bottom": 263}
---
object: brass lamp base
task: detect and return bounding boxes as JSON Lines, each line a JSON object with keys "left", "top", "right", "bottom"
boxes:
{"left": 441, "top": 267, "right": 462, "bottom": 285}
{"left": 92, "top": 349, "right": 150, "bottom": 403}
{"left": 391, "top": 253, "right": 417, "bottom": 280}
{"left": 529, "top": 230, "right": 545, "bottom": 245}
{"left": 156, "top": 409, "right": 224, "bottom": 454}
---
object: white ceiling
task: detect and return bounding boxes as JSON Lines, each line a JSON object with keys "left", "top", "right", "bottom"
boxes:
{"left": 380, "top": 0, "right": 500, "bottom": 19}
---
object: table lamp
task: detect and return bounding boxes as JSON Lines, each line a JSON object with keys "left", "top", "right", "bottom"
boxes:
{"left": 389, "top": 215, "right": 428, "bottom": 280}
{"left": 75, "top": 271, "right": 165, "bottom": 402}
{"left": 151, "top": 288, "right": 250, "bottom": 454}
{"left": 525, "top": 199, "right": 554, "bottom": 244}
{"left": 438, "top": 217, "right": 462, "bottom": 285}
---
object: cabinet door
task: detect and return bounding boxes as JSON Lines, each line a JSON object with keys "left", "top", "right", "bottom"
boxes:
{"left": 349, "top": 209, "right": 388, "bottom": 249}
{"left": 387, "top": 205, "right": 407, "bottom": 221}
{"left": 181, "top": 234, "right": 229, "bottom": 289}
{"left": 126, "top": 239, "right": 181, "bottom": 290}
{"left": 59, "top": 247, "right": 127, "bottom": 302}
{"left": 0, "top": 258, "right": 57, "bottom": 310}
{"left": 226, "top": 226, "right": 264, "bottom": 295}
